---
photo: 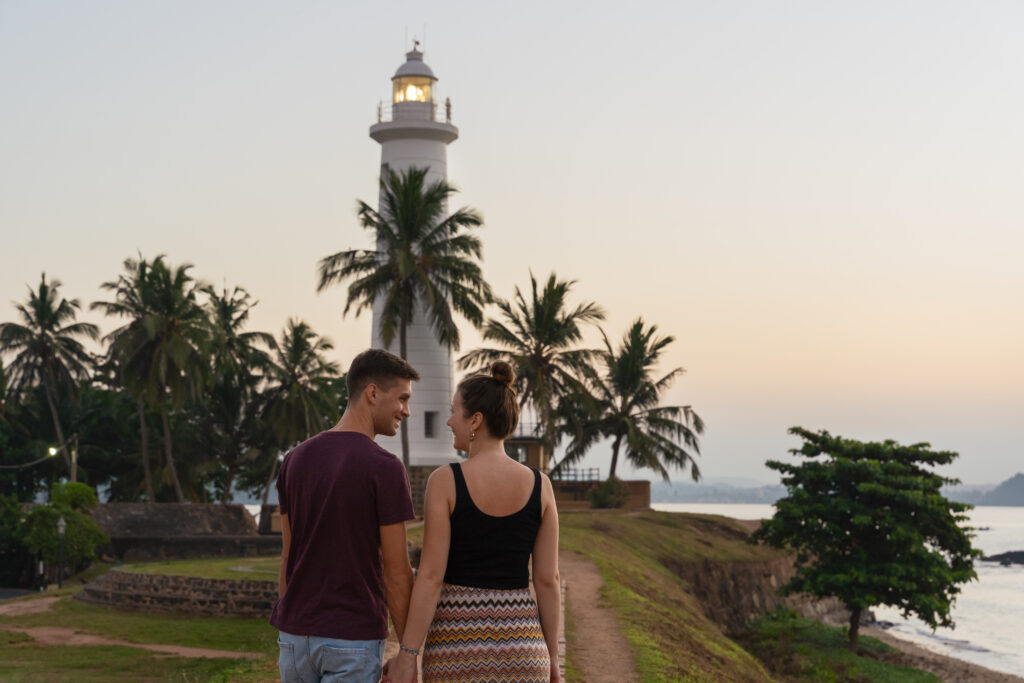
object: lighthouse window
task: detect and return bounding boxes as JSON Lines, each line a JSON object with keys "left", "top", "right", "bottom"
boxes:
{"left": 424, "top": 411, "right": 437, "bottom": 438}
{"left": 393, "top": 78, "right": 432, "bottom": 103}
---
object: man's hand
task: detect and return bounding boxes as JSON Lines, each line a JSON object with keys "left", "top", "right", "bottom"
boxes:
{"left": 383, "top": 652, "right": 417, "bottom": 683}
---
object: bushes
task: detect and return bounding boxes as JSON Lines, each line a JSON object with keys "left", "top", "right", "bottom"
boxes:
{"left": 4, "top": 482, "right": 108, "bottom": 587}
{"left": 587, "top": 478, "right": 629, "bottom": 508}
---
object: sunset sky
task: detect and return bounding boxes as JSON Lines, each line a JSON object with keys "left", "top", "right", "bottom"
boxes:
{"left": 2, "top": 1, "right": 1022, "bottom": 485}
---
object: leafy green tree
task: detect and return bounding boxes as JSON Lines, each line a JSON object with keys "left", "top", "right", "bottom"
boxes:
{"left": 20, "top": 482, "right": 108, "bottom": 581}
{"left": 458, "top": 271, "right": 605, "bottom": 450}
{"left": 93, "top": 258, "right": 208, "bottom": 502}
{"left": 253, "top": 319, "right": 342, "bottom": 503}
{"left": 317, "top": 165, "right": 491, "bottom": 466}
{"left": 558, "top": 319, "right": 704, "bottom": 481}
{"left": 0, "top": 274, "right": 99, "bottom": 481}
{"left": 198, "top": 285, "right": 273, "bottom": 502}
{"left": 753, "top": 427, "right": 981, "bottom": 650}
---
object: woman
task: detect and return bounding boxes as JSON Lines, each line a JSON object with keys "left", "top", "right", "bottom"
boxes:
{"left": 385, "top": 361, "right": 561, "bottom": 683}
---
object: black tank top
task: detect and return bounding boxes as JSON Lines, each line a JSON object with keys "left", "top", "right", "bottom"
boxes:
{"left": 443, "top": 463, "right": 542, "bottom": 590}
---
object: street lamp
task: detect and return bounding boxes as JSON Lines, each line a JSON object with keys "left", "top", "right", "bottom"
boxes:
{"left": 56, "top": 516, "right": 66, "bottom": 589}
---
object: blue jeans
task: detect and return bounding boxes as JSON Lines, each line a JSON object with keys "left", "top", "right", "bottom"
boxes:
{"left": 277, "top": 631, "right": 385, "bottom": 683}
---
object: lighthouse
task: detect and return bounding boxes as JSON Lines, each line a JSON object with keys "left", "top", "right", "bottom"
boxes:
{"left": 369, "top": 46, "right": 461, "bottom": 466}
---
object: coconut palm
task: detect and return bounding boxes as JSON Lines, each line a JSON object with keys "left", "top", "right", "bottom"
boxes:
{"left": 558, "top": 319, "right": 705, "bottom": 481}
{"left": 317, "top": 165, "right": 491, "bottom": 466}
{"left": 96, "top": 258, "right": 208, "bottom": 502}
{"left": 257, "top": 318, "right": 342, "bottom": 503}
{"left": 0, "top": 274, "right": 99, "bottom": 481}
{"left": 200, "top": 284, "right": 273, "bottom": 502}
{"left": 458, "top": 271, "right": 605, "bottom": 450}
{"left": 92, "top": 255, "right": 160, "bottom": 500}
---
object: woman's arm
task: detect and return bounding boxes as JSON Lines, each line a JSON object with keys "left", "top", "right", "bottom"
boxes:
{"left": 385, "top": 467, "right": 454, "bottom": 683}
{"left": 532, "top": 474, "right": 561, "bottom": 678}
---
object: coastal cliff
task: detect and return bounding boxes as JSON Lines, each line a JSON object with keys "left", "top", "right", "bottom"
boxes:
{"left": 558, "top": 510, "right": 852, "bottom": 680}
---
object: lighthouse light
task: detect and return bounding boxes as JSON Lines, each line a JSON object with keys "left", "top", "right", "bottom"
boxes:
{"left": 393, "top": 77, "right": 432, "bottom": 104}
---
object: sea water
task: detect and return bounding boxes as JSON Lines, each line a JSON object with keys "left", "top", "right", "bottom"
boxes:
{"left": 651, "top": 502, "right": 1024, "bottom": 677}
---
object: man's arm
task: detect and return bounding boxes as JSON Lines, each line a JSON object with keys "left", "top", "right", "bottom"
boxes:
{"left": 278, "top": 513, "right": 291, "bottom": 598}
{"left": 380, "top": 521, "right": 414, "bottom": 641}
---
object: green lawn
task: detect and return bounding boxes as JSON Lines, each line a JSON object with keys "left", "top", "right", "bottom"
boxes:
{"left": 0, "top": 560, "right": 280, "bottom": 682}
{"left": 120, "top": 555, "right": 280, "bottom": 582}
{"left": 738, "top": 609, "right": 941, "bottom": 682}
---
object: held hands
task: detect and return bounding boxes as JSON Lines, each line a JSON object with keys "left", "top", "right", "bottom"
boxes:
{"left": 382, "top": 652, "right": 417, "bottom": 683}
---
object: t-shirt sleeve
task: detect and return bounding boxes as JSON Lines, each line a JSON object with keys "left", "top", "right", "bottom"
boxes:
{"left": 276, "top": 454, "right": 290, "bottom": 517}
{"left": 376, "top": 457, "right": 416, "bottom": 526}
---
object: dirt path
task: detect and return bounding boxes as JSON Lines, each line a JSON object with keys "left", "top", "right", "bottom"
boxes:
{"left": 559, "top": 550, "right": 639, "bottom": 683}
{"left": 0, "top": 624, "right": 263, "bottom": 659}
{"left": 0, "top": 597, "right": 262, "bottom": 660}
{"left": 0, "top": 596, "right": 60, "bottom": 616}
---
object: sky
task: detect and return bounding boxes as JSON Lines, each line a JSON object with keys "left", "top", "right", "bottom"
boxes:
{"left": 2, "top": 1, "right": 1022, "bottom": 485}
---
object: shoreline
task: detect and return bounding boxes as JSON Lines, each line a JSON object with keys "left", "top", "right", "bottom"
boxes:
{"left": 864, "top": 626, "right": 1024, "bottom": 682}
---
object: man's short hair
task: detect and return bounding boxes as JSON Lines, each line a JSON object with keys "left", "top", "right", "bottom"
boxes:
{"left": 346, "top": 348, "right": 420, "bottom": 401}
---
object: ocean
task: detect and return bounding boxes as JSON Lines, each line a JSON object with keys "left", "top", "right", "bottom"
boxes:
{"left": 651, "top": 502, "right": 1024, "bottom": 677}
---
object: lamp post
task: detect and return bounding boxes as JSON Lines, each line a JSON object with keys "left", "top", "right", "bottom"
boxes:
{"left": 56, "top": 516, "right": 66, "bottom": 589}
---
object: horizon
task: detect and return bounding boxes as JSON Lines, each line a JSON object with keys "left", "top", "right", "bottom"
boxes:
{"left": 2, "top": 2, "right": 1022, "bottom": 486}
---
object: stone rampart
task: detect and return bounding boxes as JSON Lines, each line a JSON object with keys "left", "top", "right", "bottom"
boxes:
{"left": 90, "top": 503, "right": 279, "bottom": 561}
{"left": 75, "top": 569, "right": 277, "bottom": 617}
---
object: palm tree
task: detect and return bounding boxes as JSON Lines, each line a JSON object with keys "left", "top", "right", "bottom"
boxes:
{"left": 0, "top": 274, "right": 99, "bottom": 481}
{"left": 558, "top": 319, "right": 705, "bottom": 481}
{"left": 92, "top": 255, "right": 160, "bottom": 500}
{"left": 200, "top": 285, "right": 273, "bottom": 503}
{"left": 257, "top": 318, "right": 342, "bottom": 503}
{"left": 317, "top": 165, "right": 491, "bottom": 466}
{"left": 97, "top": 258, "right": 208, "bottom": 502}
{"left": 458, "top": 271, "right": 605, "bottom": 450}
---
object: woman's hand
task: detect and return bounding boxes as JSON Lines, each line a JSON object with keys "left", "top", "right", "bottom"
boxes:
{"left": 550, "top": 659, "right": 561, "bottom": 683}
{"left": 384, "top": 652, "right": 417, "bottom": 683}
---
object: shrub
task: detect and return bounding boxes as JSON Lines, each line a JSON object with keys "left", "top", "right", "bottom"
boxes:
{"left": 588, "top": 478, "right": 629, "bottom": 508}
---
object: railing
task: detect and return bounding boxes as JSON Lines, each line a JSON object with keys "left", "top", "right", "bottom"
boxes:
{"left": 374, "top": 100, "right": 452, "bottom": 125}
{"left": 550, "top": 468, "right": 601, "bottom": 483}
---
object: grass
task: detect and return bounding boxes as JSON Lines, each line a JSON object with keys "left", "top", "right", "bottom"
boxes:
{"left": 4, "top": 596, "right": 277, "bottom": 654}
{"left": 738, "top": 609, "right": 941, "bottom": 682}
{"left": 561, "top": 588, "right": 585, "bottom": 683}
{"left": 0, "top": 561, "right": 280, "bottom": 682}
{"left": 120, "top": 555, "right": 280, "bottom": 582}
{"left": 0, "top": 644, "right": 266, "bottom": 683}
{"left": 559, "top": 510, "right": 775, "bottom": 682}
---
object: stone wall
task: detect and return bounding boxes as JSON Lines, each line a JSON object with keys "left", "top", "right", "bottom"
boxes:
{"left": 553, "top": 480, "right": 651, "bottom": 511}
{"left": 76, "top": 569, "right": 277, "bottom": 617}
{"left": 90, "top": 503, "right": 278, "bottom": 561}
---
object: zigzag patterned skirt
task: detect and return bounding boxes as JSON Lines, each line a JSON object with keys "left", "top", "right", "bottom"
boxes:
{"left": 422, "top": 583, "right": 550, "bottom": 682}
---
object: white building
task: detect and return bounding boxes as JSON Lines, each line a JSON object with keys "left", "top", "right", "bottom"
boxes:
{"left": 369, "top": 47, "right": 461, "bottom": 466}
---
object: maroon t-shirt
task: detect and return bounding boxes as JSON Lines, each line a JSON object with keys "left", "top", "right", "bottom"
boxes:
{"left": 269, "top": 430, "right": 415, "bottom": 640}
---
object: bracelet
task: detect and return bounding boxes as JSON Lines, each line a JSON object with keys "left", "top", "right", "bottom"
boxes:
{"left": 399, "top": 643, "right": 421, "bottom": 657}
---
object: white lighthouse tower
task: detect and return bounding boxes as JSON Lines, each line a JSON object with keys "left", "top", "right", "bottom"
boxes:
{"left": 369, "top": 46, "right": 460, "bottom": 466}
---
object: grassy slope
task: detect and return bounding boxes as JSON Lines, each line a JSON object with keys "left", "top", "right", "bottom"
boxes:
{"left": 559, "top": 510, "right": 775, "bottom": 682}
{"left": 559, "top": 510, "right": 943, "bottom": 683}
{"left": 119, "top": 555, "right": 279, "bottom": 581}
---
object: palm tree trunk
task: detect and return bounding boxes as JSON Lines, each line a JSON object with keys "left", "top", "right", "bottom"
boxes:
{"left": 42, "top": 375, "right": 72, "bottom": 478}
{"left": 262, "top": 454, "right": 279, "bottom": 506}
{"left": 608, "top": 436, "right": 622, "bottom": 480}
{"left": 160, "top": 392, "right": 186, "bottom": 503}
{"left": 137, "top": 398, "right": 154, "bottom": 502}
{"left": 398, "top": 317, "right": 411, "bottom": 469}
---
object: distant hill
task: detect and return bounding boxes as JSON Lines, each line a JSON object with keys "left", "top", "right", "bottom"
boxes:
{"left": 978, "top": 473, "right": 1024, "bottom": 506}
{"left": 650, "top": 480, "right": 786, "bottom": 504}
{"left": 653, "top": 473, "right": 1024, "bottom": 506}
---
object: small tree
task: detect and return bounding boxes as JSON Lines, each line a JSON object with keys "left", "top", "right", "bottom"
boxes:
{"left": 753, "top": 427, "right": 980, "bottom": 650}
{"left": 20, "top": 482, "right": 108, "bottom": 580}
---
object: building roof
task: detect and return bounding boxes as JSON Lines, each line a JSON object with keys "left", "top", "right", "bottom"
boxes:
{"left": 393, "top": 48, "right": 436, "bottom": 80}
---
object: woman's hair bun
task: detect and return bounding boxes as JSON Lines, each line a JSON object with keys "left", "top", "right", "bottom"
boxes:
{"left": 490, "top": 361, "right": 516, "bottom": 388}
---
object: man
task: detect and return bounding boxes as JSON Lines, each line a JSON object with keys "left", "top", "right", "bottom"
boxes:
{"left": 271, "top": 348, "right": 420, "bottom": 682}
